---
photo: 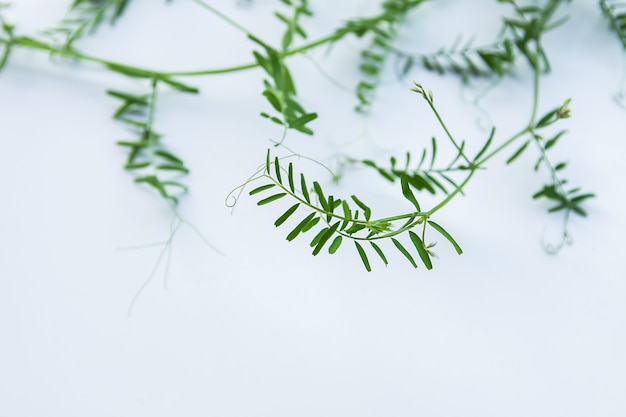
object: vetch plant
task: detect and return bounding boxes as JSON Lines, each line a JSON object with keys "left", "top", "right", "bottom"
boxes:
{"left": 1, "top": 0, "right": 618, "bottom": 272}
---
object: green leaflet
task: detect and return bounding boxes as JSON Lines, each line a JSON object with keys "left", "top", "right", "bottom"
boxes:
{"left": 257, "top": 193, "right": 287, "bottom": 205}
{"left": 249, "top": 183, "right": 276, "bottom": 195}
{"left": 154, "top": 150, "right": 183, "bottom": 164}
{"left": 369, "top": 241, "right": 388, "bottom": 266}
{"left": 409, "top": 231, "right": 432, "bottom": 270}
{"left": 506, "top": 140, "right": 530, "bottom": 164}
{"left": 157, "top": 164, "right": 189, "bottom": 173}
{"left": 300, "top": 173, "right": 310, "bottom": 203}
{"left": 427, "top": 221, "right": 463, "bottom": 255}
{"left": 312, "top": 221, "right": 340, "bottom": 255}
{"left": 274, "top": 157, "right": 283, "bottom": 184}
{"left": 313, "top": 181, "right": 328, "bottom": 211}
{"left": 286, "top": 213, "right": 317, "bottom": 241}
{"left": 310, "top": 227, "right": 328, "bottom": 247}
{"left": 391, "top": 238, "right": 417, "bottom": 268}
{"left": 301, "top": 216, "right": 320, "bottom": 232}
{"left": 474, "top": 128, "right": 495, "bottom": 161}
{"left": 159, "top": 77, "right": 199, "bottom": 94}
{"left": 351, "top": 195, "right": 371, "bottom": 221}
{"left": 340, "top": 200, "right": 352, "bottom": 231}
{"left": 107, "top": 90, "right": 149, "bottom": 104}
{"left": 287, "top": 163, "right": 295, "bottom": 192}
{"left": 274, "top": 203, "right": 300, "bottom": 226}
{"left": 354, "top": 241, "right": 371, "bottom": 272}
{"left": 328, "top": 236, "right": 343, "bottom": 254}
{"left": 401, "top": 175, "right": 421, "bottom": 211}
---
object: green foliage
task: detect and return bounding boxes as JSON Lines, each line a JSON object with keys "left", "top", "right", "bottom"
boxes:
{"left": 42, "top": 0, "right": 132, "bottom": 49}
{"left": 338, "top": 0, "right": 425, "bottom": 112}
{"left": 0, "top": 0, "right": 606, "bottom": 271}
{"left": 415, "top": 37, "right": 516, "bottom": 81}
{"left": 252, "top": 0, "right": 318, "bottom": 136}
{"left": 246, "top": 150, "right": 463, "bottom": 271}
{"left": 398, "top": 0, "right": 570, "bottom": 80}
{"left": 109, "top": 79, "right": 190, "bottom": 205}
{"left": 600, "top": 0, "right": 626, "bottom": 49}
{"left": 533, "top": 184, "right": 595, "bottom": 217}
{"left": 358, "top": 139, "right": 465, "bottom": 197}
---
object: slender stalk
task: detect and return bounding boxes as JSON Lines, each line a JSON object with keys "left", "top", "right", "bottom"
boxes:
{"left": 425, "top": 170, "right": 475, "bottom": 216}
{"left": 3, "top": 29, "right": 343, "bottom": 79}
{"left": 426, "top": 98, "right": 472, "bottom": 166}
{"left": 475, "top": 66, "right": 541, "bottom": 165}
{"left": 193, "top": 0, "right": 251, "bottom": 36}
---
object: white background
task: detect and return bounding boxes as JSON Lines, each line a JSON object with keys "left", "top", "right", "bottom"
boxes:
{"left": 1, "top": 1, "right": 625, "bottom": 416}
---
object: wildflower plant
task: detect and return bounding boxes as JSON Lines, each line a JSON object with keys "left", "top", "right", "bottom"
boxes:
{"left": 0, "top": 0, "right": 617, "bottom": 272}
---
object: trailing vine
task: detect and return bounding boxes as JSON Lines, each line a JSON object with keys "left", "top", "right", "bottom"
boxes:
{"left": 0, "top": 0, "right": 610, "bottom": 273}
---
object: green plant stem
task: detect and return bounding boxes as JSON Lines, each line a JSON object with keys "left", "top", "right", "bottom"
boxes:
{"left": 192, "top": 0, "right": 251, "bottom": 36}
{"left": 424, "top": 170, "right": 475, "bottom": 216}
{"left": 425, "top": 97, "right": 471, "bottom": 166}
{"left": 529, "top": 63, "right": 541, "bottom": 124}
{"left": 476, "top": 66, "right": 541, "bottom": 165}
{"left": 146, "top": 77, "right": 159, "bottom": 167}
{"left": 2, "top": 28, "right": 342, "bottom": 78}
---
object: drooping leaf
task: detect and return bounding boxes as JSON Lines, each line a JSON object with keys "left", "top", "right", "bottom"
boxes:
{"left": 409, "top": 231, "right": 432, "bottom": 270}
{"left": 159, "top": 77, "right": 200, "bottom": 94}
{"left": 427, "top": 220, "right": 463, "bottom": 254}
{"left": 354, "top": 241, "right": 371, "bottom": 272}
{"left": 401, "top": 175, "right": 421, "bottom": 211}
{"left": 391, "top": 238, "right": 417, "bottom": 268}
{"left": 370, "top": 241, "right": 388, "bottom": 266}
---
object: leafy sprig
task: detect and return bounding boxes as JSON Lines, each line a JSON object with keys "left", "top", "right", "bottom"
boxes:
{"left": 0, "top": 0, "right": 605, "bottom": 273}
{"left": 356, "top": 132, "right": 473, "bottom": 196}
{"left": 250, "top": 0, "right": 318, "bottom": 137}
{"left": 394, "top": 0, "right": 569, "bottom": 82}
{"left": 251, "top": 35, "right": 318, "bottom": 137}
{"left": 109, "top": 78, "right": 193, "bottom": 205}
{"left": 42, "top": 0, "right": 132, "bottom": 49}
{"left": 339, "top": 0, "right": 425, "bottom": 112}
{"left": 246, "top": 149, "right": 464, "bottom": 271}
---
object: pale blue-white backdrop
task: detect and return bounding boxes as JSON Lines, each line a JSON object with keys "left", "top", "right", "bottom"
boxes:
{"left": 1, "top": 1, "right": 625, "bottom": 416}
